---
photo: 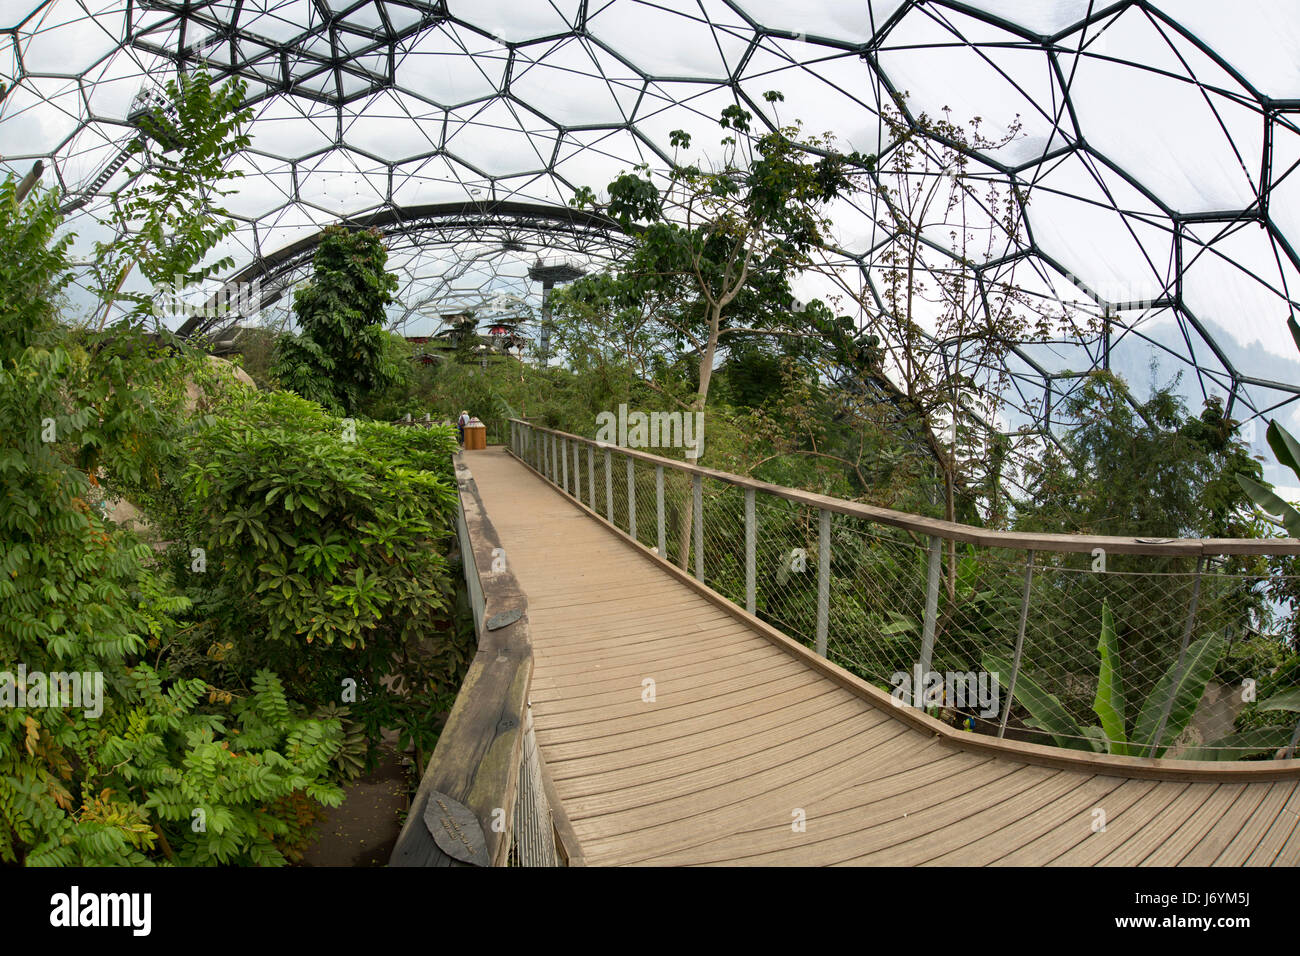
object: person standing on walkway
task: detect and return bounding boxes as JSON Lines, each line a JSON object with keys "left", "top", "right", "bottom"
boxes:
{"left": 457, "top": 409, "right": 470, "bottom": 445}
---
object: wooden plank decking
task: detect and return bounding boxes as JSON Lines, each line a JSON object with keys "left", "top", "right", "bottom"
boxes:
{"left": 467, "top": 446, "right": 1300, "bottom": 867}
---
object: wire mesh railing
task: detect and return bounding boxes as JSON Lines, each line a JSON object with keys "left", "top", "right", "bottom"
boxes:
{"left": 510, "top": 419, "right": 1300, "bottom": 761}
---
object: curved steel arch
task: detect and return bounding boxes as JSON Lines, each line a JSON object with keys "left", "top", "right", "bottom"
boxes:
{"left": 177, "top": 199, "right": 631, "bottom": 338}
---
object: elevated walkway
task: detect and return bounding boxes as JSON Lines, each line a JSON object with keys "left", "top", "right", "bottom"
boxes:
{"left": 465, "top": 445, "right": 1300, "bottom": 866}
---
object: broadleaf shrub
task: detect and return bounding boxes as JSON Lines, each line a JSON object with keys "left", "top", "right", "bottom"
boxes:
{"left": 0, "top": 179, "right": 346, "bottom": 866}
{"left": 175, "top": 388, "right": 470, "bottom": 758}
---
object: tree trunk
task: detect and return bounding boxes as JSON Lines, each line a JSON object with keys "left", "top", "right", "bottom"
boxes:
{"left": 675, "top": 306, "right": 721, "bottom": 571}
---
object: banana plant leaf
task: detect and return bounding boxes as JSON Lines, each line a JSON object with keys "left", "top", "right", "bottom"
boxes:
{"left": 1092, "top": 601, "right": 1129, "bottom": 755}
{"left": 1132, "top": 633, "right": 1226, "bottom": 758}
{"left": 1177, "top": 726, "right": 1295, "bottom": 761}
{"left": 1079, "top": 725, "right": 1109, "bottom": 754}
{"left": 1258, "top": 686, "right": 1300, "bottom": 713}
{"left": 1236, "top": 473, "right": 1300, "bottom": 537}
{"left": 879, "top": 611, "right": 916, "bottom": 638}
{"left": 1266, "top": 420, "right": 1300, "bottom": 476}
{"left": 984, "top": 652, "right": 1091, "bottom": 751}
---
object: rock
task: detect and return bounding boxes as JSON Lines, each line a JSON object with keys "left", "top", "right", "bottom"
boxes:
{"left": 183, "top": 354, "right": 256, "bottom": 413}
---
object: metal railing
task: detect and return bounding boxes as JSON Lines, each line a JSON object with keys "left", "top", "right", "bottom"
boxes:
{"left": 510, "top": 418, "right": 1300, "bottom": 761}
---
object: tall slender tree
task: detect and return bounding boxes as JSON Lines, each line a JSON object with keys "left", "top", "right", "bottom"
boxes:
{"left": 561, "top": 93, "right": 871, "bottom": 567}
{"left": 272, "top": 225, "right": 399, "bottom": 415}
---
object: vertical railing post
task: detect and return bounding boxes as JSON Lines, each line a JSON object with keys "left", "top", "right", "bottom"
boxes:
{"left": 656, "top": 465, "right": 666, "bottom": 557}
{"left": 551, "top": 433, "right": 559, "bottom": 485}
{"left": 1148, "top": 554, "right": 1205, "bottom": 757}
{"left": 918, "top": 536, "right": 943, "bottom": 682}
{"left": 588, "top": 445, "right": 596, "bottom": 510}
{"left": 816, "top": 508, "right": 830, "bottom": 657}
{"left": 561, "top": 436, "right": 569, "bottom": 494}
{"left": 626, "top": 455, "right": 637, "bottom": 541}
{"left": 745, "top": 488, "right": 756, "bottom": 615}
{"left": 573, "top": 442, "right": 581, "bottom": 502}
{"left": 604, "top": 448, "right": 613, "bottom": 522}
{"left": 998, "top": 550, "right": 1035, "bottom": 738}
{"left": 692, "top": 473, "right": 704, "bottom": 582}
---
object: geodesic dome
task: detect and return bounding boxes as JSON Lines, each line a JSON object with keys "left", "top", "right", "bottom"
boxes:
{"left": 5, "top": 0, "right": 1300, "bottom": 489}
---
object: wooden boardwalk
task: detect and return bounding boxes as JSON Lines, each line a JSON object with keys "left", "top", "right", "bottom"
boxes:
{"left": 468, "top": 446, "right": 1300, "bottom": 866}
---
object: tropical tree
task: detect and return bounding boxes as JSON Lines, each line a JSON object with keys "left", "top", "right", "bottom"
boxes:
{"left": 856, "top": 99, "right": 1071, "bottom": 542}
{"left": 91, "top": 69, "right": 252, "bottom": 331}
{"left": 560, "top": 92, "right": 870, "bottom": 565}
{"left": 561, "top": 93, "right": 868, "bottom": 420}
{"left": 272, "top": 225, "right": 400, "bottom": 415}
{"left": 1016, "top": 373, "right": 1263, "bottom": 541}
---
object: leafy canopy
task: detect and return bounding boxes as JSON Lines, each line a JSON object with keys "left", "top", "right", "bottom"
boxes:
{"left": 272, "top": 225, "right": 400, "bottom": 415}
{"left": 559, "top": 92, "right": 872, "bottom": 413}
{"left": 93, "top": 70, "right": 252, "bottom": 329}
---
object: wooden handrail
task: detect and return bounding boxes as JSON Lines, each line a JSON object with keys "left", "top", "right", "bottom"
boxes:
{"left": 508, "top": 419, "right": 1300, "bottom": 557}
{"left": 390, "top": 455, "right": 581, "bottom": 866}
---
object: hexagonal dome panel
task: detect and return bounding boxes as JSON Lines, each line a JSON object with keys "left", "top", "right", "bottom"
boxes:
{"left": 4, "top": 0, "right": 1300, "bottom": 491}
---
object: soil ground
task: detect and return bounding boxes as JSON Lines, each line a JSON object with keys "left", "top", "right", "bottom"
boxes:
{"left": 299, "top": 732, "right": 413, "bottom": 867}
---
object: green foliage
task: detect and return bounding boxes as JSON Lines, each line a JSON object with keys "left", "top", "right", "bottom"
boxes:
{"left": 984, "top": 652, "right": 1091, "bottom": 751}
{"left": 1237, "top": 314, "right": 1300, "bottom": 536}
{"left": 356, "top": 331, "right": 419, "bottom": 420}
{"left": 1130, "top": 632, "right": 1226, "bottom": 755}
{"left": 561, "top": 94, "right": 870, "bottom": 418}
{"left": 93, "top": 70, "right": 252, "bottom": 328}
{"left": 1012, "top": 370, "right": 1292, "bottom": 719}
{"left": 1238, "top": 419, "right": 1300, "bottom": 536}
{"left": 272, "top": 225, "right": 400, "bottom": 415}
{"left": 0, "top": 177, "right": 344, "bottom": 866}
{"left": 1093, "top": 603, "right": 1128, "bottom": 755}
{"left": 222, "top": 327, "right": 279, "bottom": 388}
{"left": 1193, "top": 653, "right": 1300, "bottom": 760}
{"left": 175, "top": 387, "right": 469, "bottom": 757}
{"left": 1017, "top": 373, "right": 1262, "bottom": 541}
{"left": 984, "top": 603, "right": 1226, "bottom": 758}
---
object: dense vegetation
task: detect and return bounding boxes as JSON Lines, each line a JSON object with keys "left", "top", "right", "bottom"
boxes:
{"left": 270, "top": 225, "right": 402, "bottom": 416}
{"left": 0, "top": 74, "right": 471, "bottom": 865}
